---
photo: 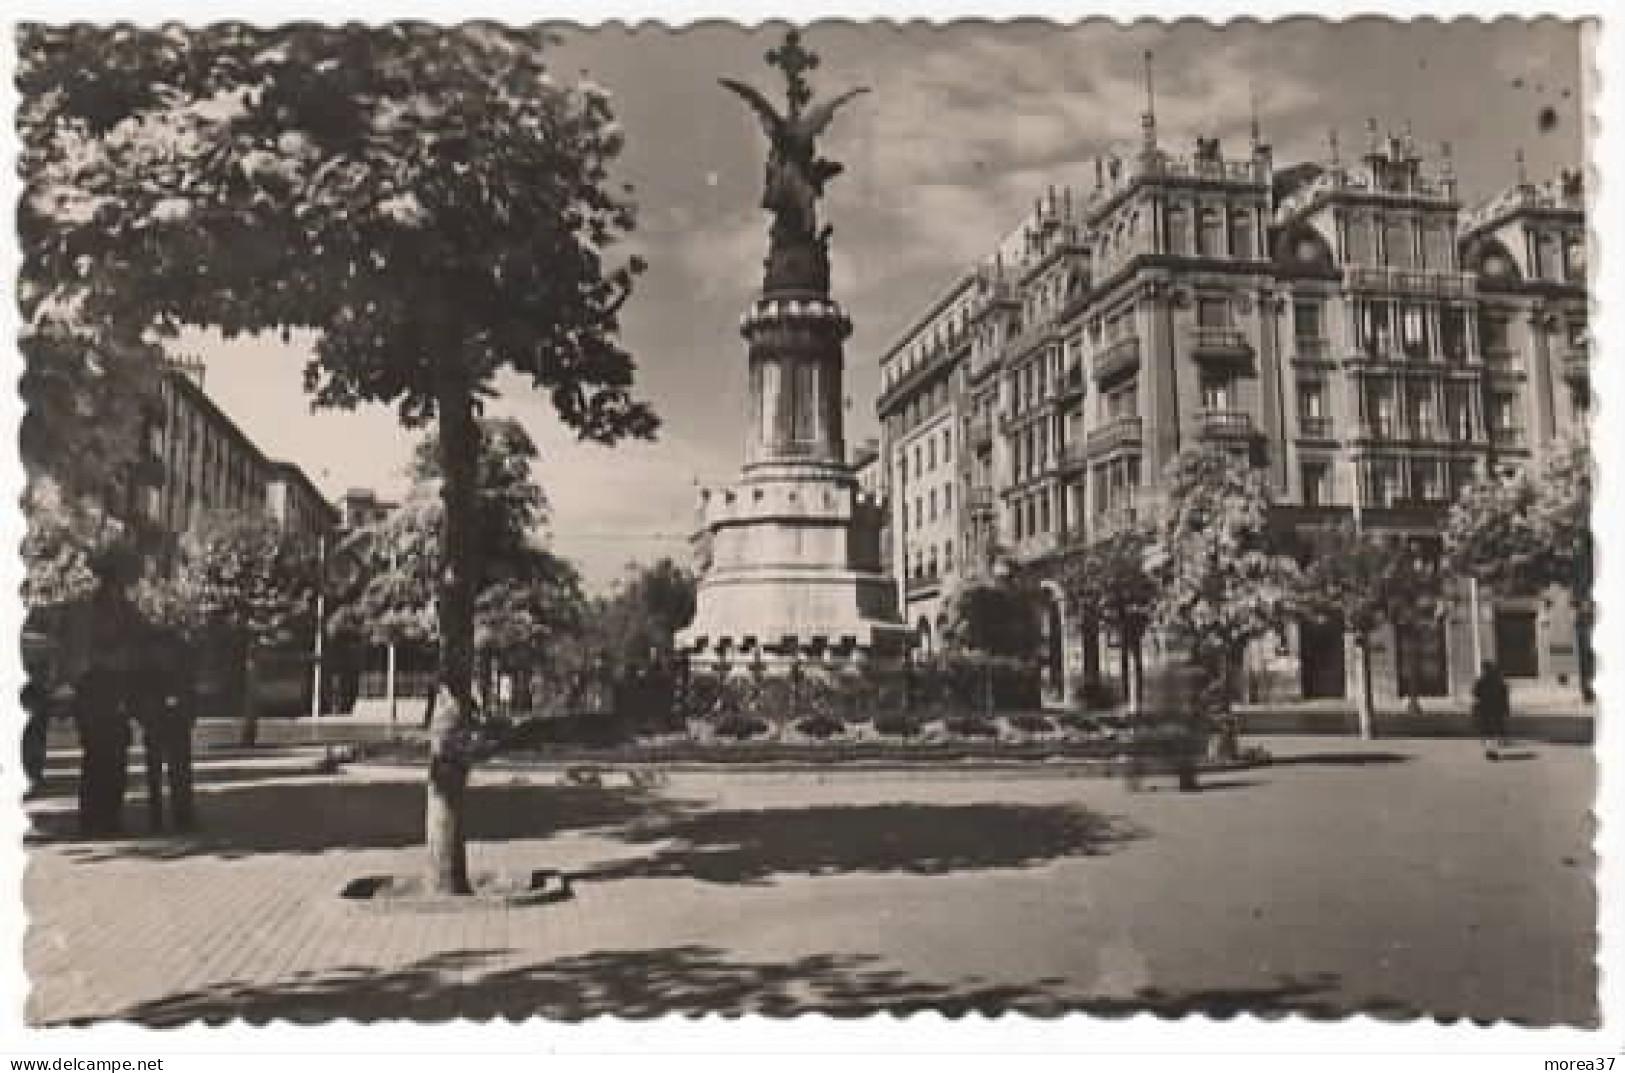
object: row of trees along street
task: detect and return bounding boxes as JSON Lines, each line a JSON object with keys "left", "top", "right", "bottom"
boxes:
{"left": 21, "top": 25, "right": 658, "bottom": 894}
{"left": 970, "top": 436, "right": 1594, "bottom": 746}
{"left": 19, "top": 24, "right": 1591, "bottom": 892}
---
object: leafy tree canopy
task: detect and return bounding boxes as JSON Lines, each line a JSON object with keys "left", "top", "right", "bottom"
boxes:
{"left": 1061, "top": 525, "right": 1158, "bottom": 640}
{"left": 1148, "top": 446, "right": 1298, "bottom": 668}
{"left": 1445, "top": 437, "right": 1592, "bottom": 605}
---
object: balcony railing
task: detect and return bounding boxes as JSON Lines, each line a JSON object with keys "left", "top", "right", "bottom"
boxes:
{"left": 1293, "top": 337, "right": 1331, "bottom": 363}
{"left": 1086, "top": 415, "right": 1144, "bottom": 457}
{"left": 905, "top": 570, "right": 943, "bottom": 597}
{"left": 1489, "top": 425, "right": 1529, "bottom": 449}
{"left": 1058, "top": 362, "right": 1086, "bottom": 400}
{"left": 1197, "top": 408, "right": 1256, "bottom": 440}
{"left": 1561, "top": 346, "right": 1589, "bottom": 382}
{"left": 1057, "top": 439, "right": 1090, "bottom": 472}
{"left": 1093, "top": 335, "right": 1141, "bottom": 383}
{"left": 1298, "top": 415, "right": 1334, "bottom": 439}
{"left": 1188, "top": 325, "right": 1252, "bottom": 361}
{"left": 1092, "top": 505, "right": 1139, "bottom": 538}
{"left": 968, "top": 412, "right": 993, "bottom": 448}
{"left": 967, "top": 485, "right": 994, "bottom": 515}
{"left": 1343, "top": 266, "right": 1476, "bottom": 298}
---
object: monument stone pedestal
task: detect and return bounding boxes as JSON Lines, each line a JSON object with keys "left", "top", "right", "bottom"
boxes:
{"left": 678, "top": 295, "right": 909, "bottom": 669}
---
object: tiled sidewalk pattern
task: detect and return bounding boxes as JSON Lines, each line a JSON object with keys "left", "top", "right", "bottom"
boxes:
{"left": 24, "top": 736, "right": 1596, "bottom": 1025}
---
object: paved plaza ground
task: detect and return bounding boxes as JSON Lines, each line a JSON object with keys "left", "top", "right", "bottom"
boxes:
{"left": 23, "top": 734, "right": 1595, "bottom": 1025}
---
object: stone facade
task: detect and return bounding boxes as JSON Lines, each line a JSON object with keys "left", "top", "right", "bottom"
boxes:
{"left": 874, "top": 109, "right": 1589, "bottom": 708}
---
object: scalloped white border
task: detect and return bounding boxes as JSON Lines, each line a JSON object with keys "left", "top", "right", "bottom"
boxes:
{"left": 0, "top": 2, "right": 1614, "bottom": 1063}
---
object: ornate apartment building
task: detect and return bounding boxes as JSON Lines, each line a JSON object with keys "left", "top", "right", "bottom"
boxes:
{"left": 874, "top": 105, "right": 1588, "bottom": 707}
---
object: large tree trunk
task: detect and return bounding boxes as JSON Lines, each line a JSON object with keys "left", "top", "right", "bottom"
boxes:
{"left": 1352, "top": 631, "right": 1375, "bottom": 740}
{"left": 426, "top": 368, "right": 479, "bottom": 896}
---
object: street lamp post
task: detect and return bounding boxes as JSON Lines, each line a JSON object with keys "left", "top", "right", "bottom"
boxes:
{"left": 310, "top": 532, "right": 326, "bottom": 731}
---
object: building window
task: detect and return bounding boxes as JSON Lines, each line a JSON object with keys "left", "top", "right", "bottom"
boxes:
{"left": 1039, "top": 493, "right": 1050, "bottom": 534}
{"left": 1345, "top": 214, "right": 1376, "bottom": 266}
{"left": 927, "top": 438, "right": 936, "bottom": 471}
{"left": 1196, "top": 295, "right": 1231, "bottom": 329}
{"left": 1301, "top": 461, "right": 1330, "bottom": 507}
{"left": 1167, "top": 205, "right": 1191, "bottom": 256}
{"left": 1200, "top": 373, "right": 1232, "bottom": 412}
{"left": 944, "top": 540, "right": 954, "bottom": 572}
{"left": 1197, "top": 208, "right": 1225, "bottom": 257}
{"left": 1478, "top": 310, "right": 1510, "bottom": 359}
{"left": 1293, "top": 299, "right": 1323, "bottom": 342}
{"left": 1400, "top": 304, "right": 1428, "bottom": 360}
{"left": 1565, "top": 235, "right": 1586, "bottom": 281}
{"left": 1356, "top": 301, "right": 1393, "bottom": 356}
{"left": 1231, "top": 210, "right": 1255, "bottom": 260}
{"left": 1439, "top": 307, "right": 1468, "bottom": 362}
{"left": 942, "top": 427, "right": 952, "bottom": 464}
{"left": 928, "top": 488, "right": 937, "bottom": 522}
{"left": 1383, "top": 218, "right": 1416, "bottom": 269}
{"left": 1536, "top": 231, "right": 1563, "bottom": 282}
{"left": 1423, "top": 219, "right": 1462, "bottom": 269}
{"left": 944, "top": 484, "right": 952, "bottom": 514}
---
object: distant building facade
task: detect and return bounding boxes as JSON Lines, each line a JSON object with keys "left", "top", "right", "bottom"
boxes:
{"left": 873, "top": 104, "right": 1589, "bottom": 707}
{"left": 144, "top": 357, "right": 338, "bottom": 549}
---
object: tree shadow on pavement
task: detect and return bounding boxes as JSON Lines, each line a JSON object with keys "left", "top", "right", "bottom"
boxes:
{"left": 29, "top": 779, "right": 693, "bottom": 863}
{"left": 94, "top": 945, "right": 1354, "bottom": 1024}
{"left": 572, "top": 802, "right": 1141, "bottom": 886}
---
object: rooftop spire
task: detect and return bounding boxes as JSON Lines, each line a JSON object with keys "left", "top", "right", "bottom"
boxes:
{"left": 1248, "top": 81, "right": 1261, "bottom": 149}
{"left": 1328, "top": 127, "right": 1341, "bottom": 166}
{"left": 1140, "top": 50, "right": 1158, "bottom": 154}
{"left": 1365, "top": 116, "right": 1381, "bottom": 157}
{"left": 1515, "top": 146, "right": 1528, "bottom": 185}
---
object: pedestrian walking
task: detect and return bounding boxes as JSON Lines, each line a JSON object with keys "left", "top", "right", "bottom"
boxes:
{"left": 1472, "top": 660, "right": 1512, "bottom": 761}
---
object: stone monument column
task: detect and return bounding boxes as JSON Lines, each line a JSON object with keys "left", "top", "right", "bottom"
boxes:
{"left": 676, "top": 30, "right": 908, "bottom": 669}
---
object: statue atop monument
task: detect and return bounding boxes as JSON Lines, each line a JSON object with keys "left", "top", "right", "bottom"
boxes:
{"left": 721, "top": 30, "right": 870, "bottom": 294}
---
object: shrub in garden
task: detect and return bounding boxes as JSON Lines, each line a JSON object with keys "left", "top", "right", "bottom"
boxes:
{"left": 1058, "top": 712, "right": 1104, "bottom": 736}
{"left": 1007, "top": 713, "right": 1054, "bottom": 735}
{"left": 942, "top": 714, "right": 998, "bottom": 738}
{"left": 872, "top": 711, "right": 922, "bottom": 738}
{"left": 714, "top": 713, "right": 769, "bottom": 740}
{"left": 795, "top": 713, "right": 846, "bottom": 740}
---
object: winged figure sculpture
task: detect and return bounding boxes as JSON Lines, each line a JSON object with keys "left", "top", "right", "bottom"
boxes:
{"left": 720, "top": 75, "right": 870, "bottom": 245}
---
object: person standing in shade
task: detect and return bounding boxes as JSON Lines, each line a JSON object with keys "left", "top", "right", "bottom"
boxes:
{"left": 1472, "top": 660, "right": 1512, "bottom": 761}
{"left": 73, "top": 657, "right": 131, "bottom": 836}
{"left": 130, "top": 640, "right": 197, "bottom": 833}
{"left": 21, "top": 679, "right": 51, "bottom": 797}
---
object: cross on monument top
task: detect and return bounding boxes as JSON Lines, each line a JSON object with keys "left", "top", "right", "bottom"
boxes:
{"left": 766, "top": 29, "right": 820, "bottom": 115}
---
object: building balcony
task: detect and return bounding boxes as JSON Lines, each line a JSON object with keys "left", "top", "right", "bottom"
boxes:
{"left": 1196, "top": 408, "right": 1257, "bottom": 441}
{"left": 968, "top": 411, "right": 993, "bottom": 449}
{"left": 1086, "top": 415, "right": 1144, "bottom": 457}
{"left": 905, "top": 570, "right": 943, "bottom": 598}
{"left": 1489, "top": 425, "right": 1529, "bottom": 450}
{"left": 1561, "top": 346, "right": 1589, "bottom": 382}
{"left": 1293, "top": 337, "right": 1332, "bottom": 363}
{"left": 967, "top": 485, "right": 995, "bottom": 516}
{"left": 1091, "top": 505, "right": 1140, "bottom": 538}
{"left": 1093, "top": 335, "right": 1141, "bottom": 384}
{"left": 1057, "top": 439, "right": 1090, "bottom": 474}
{"left": 1058, "top": 362, "right": 1086, "bottom": 402}
{"left": 1298, "top": 415, "right": 1335, "bottom": 440}
{"left": 1343, "top": 266, "right": 1477, "bottom": 298}
{"left": 1187, "top": 325, "right": 1253, "bottom": 362}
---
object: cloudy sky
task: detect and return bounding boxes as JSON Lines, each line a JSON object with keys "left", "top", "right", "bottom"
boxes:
{"left": 189, "top": 19, "right": 1587, "bottom": 591}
